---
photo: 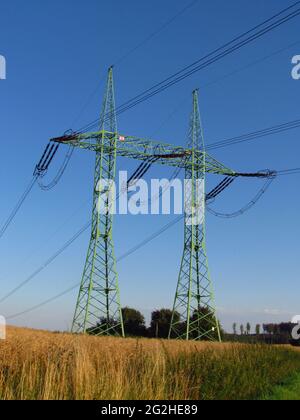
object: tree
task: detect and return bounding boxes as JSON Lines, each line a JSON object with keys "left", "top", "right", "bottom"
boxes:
{"left": 240, "top": 324, "right": 244, "bottom": 336}
{"left": 264, "top": 324, "right": 276, "bottom": 335}
{"left": 122, "top": 307, "right": 146, "bottom": 337}
{"left": 246, "top": 323, "right": 251, "bottom": 335}
{"left": 189, "top": 308, "right": 222, "bottom": 340}
{"left": 87, "top": 307, "right": 146, "bottom": 337}
{"left": 255, "top": 324, "right": 261, "bottom": 336}
{"left": 279, "top": 323, "right": 294, "bottom": 335}
{"left": 233, "top": 323, "right": 237, "bottom": 335}
{"left": 150, "top": 309, "right": 179, "bottom": 339}
{"left": 88, "top": 317, "right": 120, "bottom": 336}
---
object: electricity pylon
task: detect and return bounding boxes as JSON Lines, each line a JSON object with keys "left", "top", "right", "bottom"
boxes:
{"left": 169, "top": 90, "right": 221, "bottom": 341}
{"left": 72, "top": 67, "right": 124, "bottom": 336}
{"left": 53, "top": 68, "right": 237, "bottom": 339}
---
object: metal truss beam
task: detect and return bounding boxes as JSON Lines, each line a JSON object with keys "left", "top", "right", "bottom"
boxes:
{"left": 51, "top": 134, "right": 236, "bottom": 176}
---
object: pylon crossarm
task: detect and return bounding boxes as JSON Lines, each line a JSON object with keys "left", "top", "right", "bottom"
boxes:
{"left": 51, "top": 131, "right": 236, "bottom": 175}
{"left": 203, "top": 153, "right": 236, "bottom": 176}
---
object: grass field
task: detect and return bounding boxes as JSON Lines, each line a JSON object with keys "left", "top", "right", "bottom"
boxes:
{"left": 1, "top": 326, "right": 300, "bottom": 400}
{"left": 262, "top": 372, "right": 300, "bottom": 400}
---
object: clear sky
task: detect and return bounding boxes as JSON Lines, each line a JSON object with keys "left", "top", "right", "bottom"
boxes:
{"left": 0, "top": 0, "right": 299, "bottom": 333}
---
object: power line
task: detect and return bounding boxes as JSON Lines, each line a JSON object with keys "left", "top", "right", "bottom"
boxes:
{"left": 207, "top": 175, "right": 276, "bottom": 218}
{"left": 277, "top": 167, "right": 300, "bottom": 176}
{"left": 118, "top": 215, "right": 184, "bottom": 262}
{"left": 3, "top": 163, "right": 299, "bottom": 305}
{"left": 6, "top": 0, "right": 190, "bottom": 238}
{"left": 200, "top": 39, "right": 300, "bottom": 92}
{"left": 6, "top": 163, "right": 300, "bottom": 320}
{"left": 0, "top": 176, "right": 38, "bottom": 240}
{"left": 0, "top": 160, "right": 158, "bottom": 305}
{"left": 2, "top": 173, "right": 228, "bottom": 315}
{"left": 0, "top": 221, "right": 91, "bottom": 305}
{"left": 51, "top": 1, "right": 199, "bottom": 154}
{"left": 114, "top": 0, "right": 199, "bottom": 66}
{"left": 1, "top": 141, "right": 60, "bottom": 237}
{"left": 4, "top": 2, "right": 300, "bottom": 319}
{"left": 77, "top": 2, "right": 300, "bottom": 133}
{"left": 207, "top": 169, "right": 300, "bottom": 220}
{"left": 18, "top": 103, "right": 186, "bottom": 270}
{"left": 33, "top": 3, "right": 200, "bottom": 192}
{"left": 206, "top": 118, "right": 300, "bottom": 151}
{"left": 3, "top": 169, "right": 286, "bottom": 319}
{"left": 2, "top": 148, "right": 299, "bottom": 306}
{"left": 38, "top": 145, "right": 75, "bottom": 191}
{"left": 109, "top": 9, "right": 300, "bottom": 122}
{"left": 33, "top": 115, "right": 300, "bottom": 215}
{"left": 7, "top": 2, "right": 299, "bottom": 242}
{"left": 6, "top": 284, "right": 79, "bottom": 321}
{"left": 4, "top": 97, "right": 187, "bottom": 299}
{"left": 69, "top": 1, "right": 199, "bottom": 128}
{"left": 33, "top": 3, "right": 300, "bottom": 194}
{"left": 6, "top": 216, "right": 184, "bottom": 320}
{"left": 21, "top": 110, "right": 288, "bottom": 285}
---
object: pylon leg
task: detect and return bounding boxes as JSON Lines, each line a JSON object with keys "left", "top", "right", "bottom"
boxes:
{"left": 72, "top": 68, "right": 124, "bottom": 337}
{"left": 169, "top": 90, "right": 220, "bottom": 341}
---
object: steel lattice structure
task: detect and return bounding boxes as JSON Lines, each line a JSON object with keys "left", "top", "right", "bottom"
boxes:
{"left": 71, "top": 68, "right": 124, "bottom": 336}
{"left": 52, "top": 68, "right": 238, "bottom": 341}
{"left": 169, "top": 90, "right": 221, "bottom": 341}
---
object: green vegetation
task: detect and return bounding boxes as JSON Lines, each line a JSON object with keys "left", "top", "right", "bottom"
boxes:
{"left": 90, "top": 307, "right": 221, "bottom": 339}
{"left": 262, "top": 372, "right": 300, "bottom": 400}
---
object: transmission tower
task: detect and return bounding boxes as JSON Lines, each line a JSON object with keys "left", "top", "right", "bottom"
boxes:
{"left": 50, "top": 68, "right": 269, "bottom": 341}
{"left": 169, "top": 90, "right": 221, "bottom": 341}
{"left": 72, "top": 67, "right": 124, "bottom": 336}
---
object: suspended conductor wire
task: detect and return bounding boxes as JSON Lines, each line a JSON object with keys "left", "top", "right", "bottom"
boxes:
{"left": 207, "top": 174, "right": 276, "bottom": 219}
{"left": 34, "top": 1, "right": 201, "bottom": 192}
{"left": 276, "top": 167, "right": 300, "bottom": 176}
{"left": 76, "top": 2, "right": 300, "bottom": 133}
{"left": 32, "top": 1, "right": 300, "bottom": 190}
{"left": 0, "top": 142, "right": 63, "bottom": 240}
{"left": 0, "top": 221, "right": 92, "bottom": 305}
{"left": 114, "top": 0, "right": 199, "bottom": 66}
{"left": 32, "top": 2, "right": 300, "bottom": 193}
{"left": 6, "top": 215, "right": 184, "bottom": 320}
{"left": 0, "top": 177, "right": 38, "bottom": 240}
{"left": 206, "top": 118, "right": 300, "bottom": 151}
{"left": 2, "top": 173, "right": 239, "bottom": 314}
{"left": 4, "top": 172, "right": 279, "bottom": 319}
{"left": 0, "top": 161, "right": 156, "bottom": 305}
{"left": 38, "top": 145, "right": 75, "bottom": 191}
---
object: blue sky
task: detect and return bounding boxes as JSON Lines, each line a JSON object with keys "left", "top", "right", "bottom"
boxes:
{"left": 0, "top": 0, "right": 299, "bottom": 333}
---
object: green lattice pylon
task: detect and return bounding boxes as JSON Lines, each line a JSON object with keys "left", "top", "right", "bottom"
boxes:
{"left": 169, "top": 90, "right": 221, "bottom": 341}
{"left": 72, "top": 67, "right": 124, "bottom": 336}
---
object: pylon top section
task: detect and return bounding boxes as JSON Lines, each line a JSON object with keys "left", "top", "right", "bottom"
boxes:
{"left": 188, "top": 89, "right": 204, "bottom": 152}
{"left": 99, "top": 67, "right": 117, "bottom": 134}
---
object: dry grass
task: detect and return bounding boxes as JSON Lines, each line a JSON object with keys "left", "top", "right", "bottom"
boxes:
{"left": 1, "top": 326, "right": 300, "bottom": 400}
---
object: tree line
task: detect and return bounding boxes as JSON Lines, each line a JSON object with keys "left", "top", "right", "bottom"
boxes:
{"left": 87, "top": 309, "right": 300, "bottom": 346}
{"left": 89, "top": 307, "right": 221, "bottom": 339}
{"left": 229, "top": 322, "right": 300, "bottom": 345}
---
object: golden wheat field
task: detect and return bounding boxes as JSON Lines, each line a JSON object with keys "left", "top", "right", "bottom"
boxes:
{"left": 0, "top": 326, "right": 300, "bottom": 400}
